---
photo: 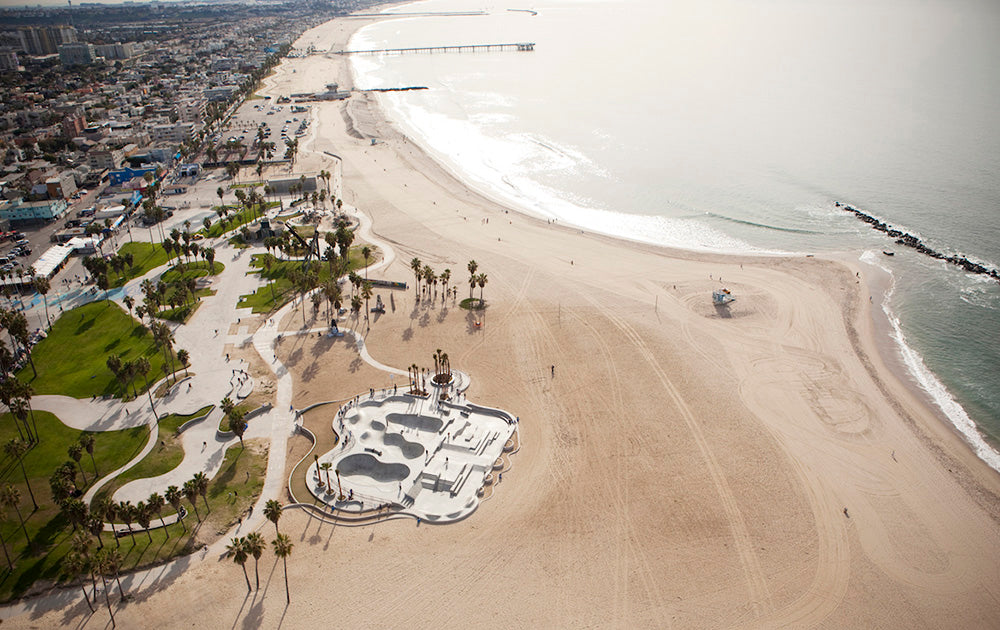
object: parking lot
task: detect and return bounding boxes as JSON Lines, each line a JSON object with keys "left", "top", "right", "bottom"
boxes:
{"left": 215, "top": 98, "right": 310, "bottom": 159}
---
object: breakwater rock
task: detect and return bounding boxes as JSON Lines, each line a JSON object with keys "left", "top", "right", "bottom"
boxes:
{"left": 836, "top": 202, "right": 1000, "bottom": 283}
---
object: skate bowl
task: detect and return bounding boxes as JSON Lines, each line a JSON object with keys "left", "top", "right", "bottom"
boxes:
{"left": 385, "top": 412, "right": 443, "bottom": 433}
{"left": 383, "top": 432, "right": 425, "bottom": 459}
{"left": 338, "top": 453, "right": 410, "bottom": 482}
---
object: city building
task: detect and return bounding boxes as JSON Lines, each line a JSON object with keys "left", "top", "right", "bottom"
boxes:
{"left": 0, "top": 198, "right": 69, "bottom": 222}
{"left": 45, "top": 172, "right": 78, "bottom": 199}
{"left": 0, "top": 48, "right": 20, "bottom": 71}
{"left": 93, "top": 42, "right": 136, "bottom": 60}
{"left": 149, "top": 121, "right": 195, "bottom": 144}
{"left": 58, "top": 42, "right": 98, "bottom": 66}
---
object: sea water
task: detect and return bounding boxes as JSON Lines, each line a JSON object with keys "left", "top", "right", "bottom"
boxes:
{"left": 346, "top": 0, "right": 1000, "bottom": 469}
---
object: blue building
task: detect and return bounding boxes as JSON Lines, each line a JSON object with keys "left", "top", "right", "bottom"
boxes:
{"left": 108, "top": 166, "right": 156, "bottom": 186}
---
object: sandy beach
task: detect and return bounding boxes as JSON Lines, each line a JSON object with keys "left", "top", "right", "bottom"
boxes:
{"left": 10, "top": 13, "right": 1000, "bottom": 629}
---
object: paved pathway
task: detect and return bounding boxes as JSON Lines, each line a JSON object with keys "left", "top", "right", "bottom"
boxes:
{"left": 0, "top": 164, "right": 410, "bottom": 622}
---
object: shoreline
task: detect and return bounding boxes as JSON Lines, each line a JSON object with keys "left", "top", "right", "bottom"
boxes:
{"left": 344, "top": 5, "right": 1000, "bottom": 481}
{"left": 342, "top": 12, "right": 1000, "bottom": 481}
{"left": 11, "top": 9, "right": 1000, "bottom": 628}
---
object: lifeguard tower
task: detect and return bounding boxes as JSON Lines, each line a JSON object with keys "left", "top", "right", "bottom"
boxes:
{"left": 712, "top": 288, "right": 735, "bottom": 305}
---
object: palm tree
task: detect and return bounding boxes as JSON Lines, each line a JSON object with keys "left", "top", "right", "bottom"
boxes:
{"left": 65, "top": 551, "right": 95, "bottom": 613}
{"left": 97, "top": 546, "right": 125, "bottom": 601}
{"left": 192, "top": 472, "right": 210, "bottom": 513}
{"left": 467, "top": 260, "right": 478, "bottom": 299}
{"left": 135, "top": 501, "right": 153, "bottom": 542}
{"left": 3, "top": 439, "right": 37, "bottom": 509}
{"left": 182, "top": 480, "right": 201, "bottom": 522}
{"left": 0, "top": 485, "right": 29, "bottom": 547}
{"left": 245, "top": 531, "right": 265, "bottom": 591}
{"left": 79, "top": 433, "right": 98, "bottom": 478}
{"left": 117, "top": 501, "right": 136, "bottom": 544}
{"left": 93, "top": 548, "right": 117, "bottom": 626}
{"left": 263, "top": 499, "right": 282, "bottom": 535}
{"left": 177, "top": 349, "right": 190, "bottom": 377}
{"left": 96, "top": 497, "right": 120, "bottom": 547}
{"left": 0, "top": 508, "right": 12, "bottom": 570}
{"left": 410, "top": 257, "right": 422, "bottom": 295}
{"left": 226, "top": 536, "right": 252, "bottom": 592}
{"left": 361, "top": 281, "right": 373, "bottom": 325}
{"left": 361, "top": 245, "right": 371, "bottom": 280}
{"left": 272, "top": 533, "right": 294, "bottom": 604}
{"left": 68, "top": 443, "right": 87, "bottom": 484}
{"left": 165, "top": 485, "right": 186, "bottom": 532}
{"left": 216, "top": 186, "right": 225, "bottom": 208}
{"left": 319, "top": 462, "right": 333, "bottom": 488}
{"left": 229, "top": 407, "right": 247, "bottom": 448}
{"left": 477, "top": 273, "right": 488, "bottom": 307}
{"left": 33, "top": 276, "right": 51, "bottom": 327}
{"left": 440, "top": 269, "right": 451, "bottom": 300}
{"left": 135, "top": 357, "right": 156, "bottom": 415}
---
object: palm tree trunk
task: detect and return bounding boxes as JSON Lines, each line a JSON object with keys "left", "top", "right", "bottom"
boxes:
{"left": 0, "top": 530, "right": 11, "bottom": 570}
{"left": 81, "top": 581, "right": 95, "bottom": 613}
{"left": 254, "top": 559, "right": 259, "bottom": 590}
{"left": 14, "top": 507, "right": 29, "bottom": 547}
{"left": 101, "top": 574, "right": 115, "bottom": 627}
{"left": 283, "top": 557, "right": 290, "bottom": 604}
{"left": 242, "top": 564, "right": 251, "bottom": 592}
{"left": 114, "top": 571, "right": 124, "bottom": 600}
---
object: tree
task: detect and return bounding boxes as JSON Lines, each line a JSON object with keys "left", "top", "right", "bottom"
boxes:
{"left": 135, "top": 357, "right": 156, "bottom": 415}
{"left": 204, "top": 247, "right": 216, "bottom": 273}
{"left": 33, "top": 276, "right": 51, "bottom": 327}
{"left": 227, "top": 536, "right": 252, "bottom": 592}
{"left": 147, "top": 492, "right": 167, "bottom": 535}
{"left": 65, "top": 552, "right": 96, "bottom": 613}
{"left": 182, "top": 479, "right": 200, "bottom": 522}
{"left": 0, "top": 508, "right": 12, "bottom": 570}
{"left": 477, "top": 272, "right": 488, "bottom": 307}
{"left": 229, "top": 407, "right": 248, "bottom": 447}
{"left": 216, "top": 186, "right": 224, "bottom": 208}
{"left": 192, "top": 471, "right": 210, "bottom": 513}
{"left": 245, "top": 531, "right": 265, "bottom": 590}
{"left": 165, "top": 485, "right": 186, "bottom": 532}
{"left": 135, "top": 501, "right": 153, "bottom": 542}
{"left": 361, "top": 245, "right": 371, "bottom": 281}
{"left": 117, "top": 501, "right": 136, "bottom": 544}
{"left": 264, "top": 499, "right": 282, "bottom": 535}
{"left": 0, "top": 485, "right": 29, "bottom": 547}
{"left": 467, "top": 260, "right": 478, "bottom": 299}
{"left": 3, "top": 439, "right": 37, "bottom": 509}
{"left": 361, "top": 280, "right": 373, "bottom": 325}
{"left": 410, "top": 257, "right": 422, "bottom": 295}
{"left": 68, "top": 443, "right": 87, "bottom": 484}
{"left": 97, "top": 546, "right": 125, "bottom": 601}
{"left": 177, "top": 349, "right": 190, "bottom": 377}
{"left": 272, "top": 533, "right": 293, "bottom": 604}
{"left": 80, "top": 433, "right": 98, "bottom": 478}
{"left": 96, "top": 496, "right": 119, "bottom": 547}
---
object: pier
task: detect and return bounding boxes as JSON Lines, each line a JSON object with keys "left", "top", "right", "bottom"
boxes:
{"left": 333, "top": 42, "right": 535, "bottom": 55}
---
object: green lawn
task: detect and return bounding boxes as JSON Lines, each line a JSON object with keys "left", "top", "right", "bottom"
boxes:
{"left": 93, "top": 406, "right": 214, "bottom": 505}
{"left": 160, "top": 260, "right": 225, "bottom": 283}
{"left": 237, "top": 248, "right": 364, "bottom": 314}
{"left": 201, "top": 202, "right": 279, "bottom": 239}
{"left": 0, "top": 410, "right": 149, "bottom": 601}
{"left": 19, "top": 302, "right": 176, "bottom": 399}
{"left": 111, "top": 242, "right": 170, "bottom": 287}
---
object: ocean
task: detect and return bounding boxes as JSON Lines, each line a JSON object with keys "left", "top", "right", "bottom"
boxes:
{"left": 346, "top": 0, "right": 1000, "bottom": 469}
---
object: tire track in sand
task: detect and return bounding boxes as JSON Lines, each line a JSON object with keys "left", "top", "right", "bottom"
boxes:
{"left": 592, "top": 301, "right": 774, "bottom": 618}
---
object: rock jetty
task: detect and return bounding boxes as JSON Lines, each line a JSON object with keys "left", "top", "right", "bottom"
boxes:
{"left": 836, "top": 202, "right": 1000, "bottom": 283}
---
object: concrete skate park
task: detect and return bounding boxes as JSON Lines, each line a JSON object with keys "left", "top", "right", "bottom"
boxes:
{"left": 306, "top": 375, "right": 517, "bottom": 523}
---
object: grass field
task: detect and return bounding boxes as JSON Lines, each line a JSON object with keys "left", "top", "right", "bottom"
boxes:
{"left": 92, "top": 406, "right": 214, "bottom": 505}
{"left": 0, "top": 410, "right": 149, "bottom": 601}
{"left": 237, "top": 248, "right": 364, "bottom": 314}
{"left": 111, "top": 242, "right": 170, "bottom": 287}
{"left": 18, "top": 302, "right": 176, "bottom": 399}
